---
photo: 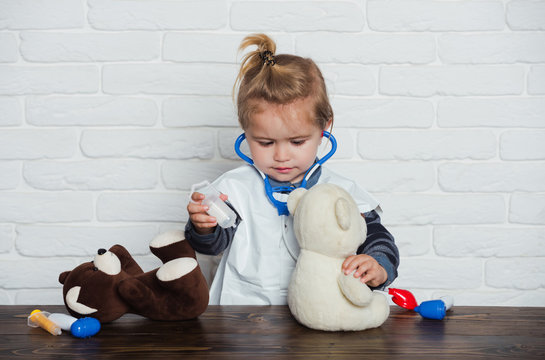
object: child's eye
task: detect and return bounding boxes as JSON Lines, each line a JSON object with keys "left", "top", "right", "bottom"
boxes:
{"left": 258, "top": 141, "right": 273, "bottom": 147}
{"left": 291, "top": 139, "right": 306, "bottom": 146}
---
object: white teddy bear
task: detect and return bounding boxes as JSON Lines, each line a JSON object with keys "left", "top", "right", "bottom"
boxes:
{"left": 287, "top": 183, "right": 390, "bottom": 331}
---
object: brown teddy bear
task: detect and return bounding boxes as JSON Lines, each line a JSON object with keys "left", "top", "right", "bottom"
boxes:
{"left": 58, "top": 230, "right": 209, "bottom": 323}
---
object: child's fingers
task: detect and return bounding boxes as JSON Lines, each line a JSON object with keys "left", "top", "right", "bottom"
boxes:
{"left": 342, "top": 255, "right": 358, "bottom": 274}
{"left": 219, "top": 193, "right": 228, "bottom": 201}
{"left": 187, "top": 201, "right": 208, "bottom": 215}
{"left": 353, "top": 262, "right": 370, "bottom": 278}
{"left": 190, "top": 191, "right": 205, "bottom": 202}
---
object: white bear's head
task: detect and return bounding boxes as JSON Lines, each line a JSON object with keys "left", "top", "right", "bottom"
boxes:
{"left": 287, "top": 183, "right": 367, "bottom": 258}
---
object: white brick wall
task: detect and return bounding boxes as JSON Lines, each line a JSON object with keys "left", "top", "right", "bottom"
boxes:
{"left": 1, "top": 0, "right": 544, "bottom": 307}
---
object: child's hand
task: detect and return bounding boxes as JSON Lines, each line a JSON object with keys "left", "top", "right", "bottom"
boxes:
{"left": 341, "top": 254, "right": 387, "bottom": 288}
{"left": 187, "top": 192, "right": 229, "bottom": 235}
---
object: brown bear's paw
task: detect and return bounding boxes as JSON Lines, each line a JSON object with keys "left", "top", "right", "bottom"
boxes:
{"left": 156, "top": 257, "right": 198, "bottom": 282}
{"left": 150, "top": 231, "right": 196, "bottom": 263}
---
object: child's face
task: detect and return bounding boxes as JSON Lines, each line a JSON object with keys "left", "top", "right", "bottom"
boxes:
{"left": 245, "top": 97, "right": 330, "bottom": 184}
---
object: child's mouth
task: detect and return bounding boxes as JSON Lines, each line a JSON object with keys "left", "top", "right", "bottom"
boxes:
{"left": 274, "top": 167, "right": 292, "bottom": 174}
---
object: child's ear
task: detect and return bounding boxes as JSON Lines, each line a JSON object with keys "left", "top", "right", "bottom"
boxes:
{"left": 288, "top": 188, "right": 307, "bottom": 214}
{"left": 324, "top": 118, "right": 333, "bottom": 132}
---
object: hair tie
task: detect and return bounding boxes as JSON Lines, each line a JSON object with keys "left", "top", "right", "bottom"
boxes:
{"left": 259, "top": 50, "right": 276, "bottom": 66}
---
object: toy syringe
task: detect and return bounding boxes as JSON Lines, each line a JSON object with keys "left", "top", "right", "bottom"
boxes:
{"left": 388, "top": 288, "right": 454, "bottom": 320}
{"left": 27, "top": 309, "right": 100, "bottom": 338}
{"left": 27, "top": 309, "right": 61, "bottom": 335}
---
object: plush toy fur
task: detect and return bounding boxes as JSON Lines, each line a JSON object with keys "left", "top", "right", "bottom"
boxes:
{"left": 59, "top": 230, "right": 209, "bottom": 323}
{"left": 287, "top": 183, "right": 390, "bottom": 331}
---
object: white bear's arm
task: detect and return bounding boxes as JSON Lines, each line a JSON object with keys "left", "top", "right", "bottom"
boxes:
{"left": 337, "top": 272, "right": 373, "bottom": 307}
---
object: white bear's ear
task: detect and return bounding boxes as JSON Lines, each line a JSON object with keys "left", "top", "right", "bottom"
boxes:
{"left": 335, "top": 198, "right": 351, "bottom": 230}
{"left": 288, "top": 188, "right": 307, "bottom": 214}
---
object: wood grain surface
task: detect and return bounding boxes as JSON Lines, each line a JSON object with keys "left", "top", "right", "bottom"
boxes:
{"left": 1, "top": 305, "right": 544, "bottom": 359}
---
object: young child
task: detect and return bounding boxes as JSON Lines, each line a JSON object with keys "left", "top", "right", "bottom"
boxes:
{"left": 186, "top": 34, "right": 399, "bottom": 305}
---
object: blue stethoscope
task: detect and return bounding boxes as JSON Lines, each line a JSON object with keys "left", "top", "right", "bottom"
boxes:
{"left": 234, "top": 131, "right": 337, "bottom": 216}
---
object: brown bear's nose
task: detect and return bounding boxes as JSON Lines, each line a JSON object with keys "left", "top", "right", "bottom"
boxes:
{"left": 97, "top": 248, "right": 107, "bottom": 255}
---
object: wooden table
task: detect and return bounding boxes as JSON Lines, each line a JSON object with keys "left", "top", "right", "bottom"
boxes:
{"left": 1, "top": 305, "right": 544, "bottom": 359}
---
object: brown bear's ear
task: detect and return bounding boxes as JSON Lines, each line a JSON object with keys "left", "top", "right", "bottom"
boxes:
{"left": 59, "top": 271, "right": 70, "bottom": 284}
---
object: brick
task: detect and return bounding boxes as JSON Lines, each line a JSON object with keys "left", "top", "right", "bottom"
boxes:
{"left": 26, "top": 96, "right": 157, "bottom": 126}
{"left": 510, "top": 193, "right": 545, "bottom": 225}
{"left": 324, "top": 128, "right": 354, "bottom": 159}
{"left": 486, "top": 258, "right": 545, "bottom": 290}
{"left": 103, "top": 64, "right": 236, "bottom": 95}
{"left": 162, "top": 96, "right": 237, "bottom": 127}
{"left": 438, "top": 163, "right": 545, "bottom": 192}
{"left": 20, "top": 32, "right": 160, "bottom": 62}
{"left": 320, "top": 65, "right": 375, "bottom": 96}
{"left": 87, "top": 0, "right": 227, "bottom": 30}
{"left": 500, "top": 130, "right": 545, "bottom": 160}
{"left": 395, "top": 258, "right": 482, "bottom": 289}
{"left": 23, "top": 160, "right": 158, "bottom": 190}
{"left": 0, "top": 225, "right": 14, "bottom": 253}
{"left": 0, "top": 129, "right": 76, "bottom": 159}
{"left": 163, "top": 33, "right": 294, "bottom": 63}
{"left": 436, "top": 289, "right": 545, "bottom": 307}
{"left": 0, "top": 32, "right": 17, "bottom": 62}
{"left": 0, "top": 0, "right": 84, "bottom": 29}
{"left": 0, "top": 193, "right": 93, "bottom": 223}
{"left": 368, "top": 0, "right": 504, "bottom": 31}
{"left": 0, "top": 66, "right": 98, "bottom": 95}
{"left": 438, "top": 98, "right": 545, "bottom": 128}
{"left": 15, "top": 289, "right": 63, "bottom": 305}
{"left": 231, "top": 1, "right": 364, "bottom": 32}
{"left": 327, "top": 161, "right": 434, "bottom": 192}
{"left": 357, "top": 130, "right": 496, "bottom": 160}
{"left": 97, "top": 193, "right": 188, "bottom": 222}
{"left": 297, "top": 33, "right": 434, "bottom": 64}
{"left": 332, "top": 98, "right": 433, "bottom": 128}
{"left": 80, "top": 129, "right": 214, "bottom": 159}
{"left": 378, "top": 194, "right": 506, "bottom": 225}
{"left": 434, "top": 226, "right": 545, "bottom": 257}
{"left": 528, "top": 66, "right": 545, "bottom": 95}
{"left": 162, "top": 160, "right": 241, "bottom": 190}
{"left": 380, "top": 66, "right": 524, "bottom": 96}
{"left": 0, "top": 258, "right": 77, "bottom": 288}
{"left": 439, "top": 33, "right": 545, "bottom": 64}
{"left": 0, "top": 161, "right": 19, "bottom": 189}
{"left": 163, "top": 33, "right": 241, "bottom": 63}
{"left": 16, "top": 225, "right": 158, "bottom": 256}
{"left": 507, "top": 0, "right": 545, "bottom": 30}
{"left": 219, "top": 128, "right": 247, "bottom": 160}
{"left": 388, "top": 225, "right": 431, "bottom": 256}
{"left": 0, "top": 97, "right": 22, "bottom": 126}
{"left": 0, "top": 290, "right": 9, "bottom": 304}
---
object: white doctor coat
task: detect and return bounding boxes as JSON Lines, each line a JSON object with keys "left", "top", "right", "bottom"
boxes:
{"left": 204, "top": 165, "right": 379, "bottom": 305}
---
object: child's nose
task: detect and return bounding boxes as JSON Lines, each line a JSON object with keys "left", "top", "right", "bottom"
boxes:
{"left": 273, "top": 144, "right": 290, "bottom": 161}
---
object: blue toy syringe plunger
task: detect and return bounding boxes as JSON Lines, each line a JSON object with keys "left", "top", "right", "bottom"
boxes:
{"left": 414, "top": 296, "right": 454, "bottom": 320}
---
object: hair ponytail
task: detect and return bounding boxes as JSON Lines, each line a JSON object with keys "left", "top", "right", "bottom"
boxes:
{"left": 234, "top": 33, "right": 333, "bottom": 131}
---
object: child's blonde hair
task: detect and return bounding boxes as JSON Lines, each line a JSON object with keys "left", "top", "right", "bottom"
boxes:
{"left": 234, "top": 33, "right": 333, "bottom": 131}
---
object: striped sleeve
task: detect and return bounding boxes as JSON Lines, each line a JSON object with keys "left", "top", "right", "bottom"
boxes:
{"left": 357, "top": 210, "right": 400, "bottom": 290}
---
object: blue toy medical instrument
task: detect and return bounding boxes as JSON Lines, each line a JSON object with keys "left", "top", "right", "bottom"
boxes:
{"left": 234, "top": 131, "right": 337, "bottom": 215}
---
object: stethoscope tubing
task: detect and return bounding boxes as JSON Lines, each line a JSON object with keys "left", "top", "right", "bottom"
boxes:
{"left": 234, "top": 131, "right": 337, "bottom": 215}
